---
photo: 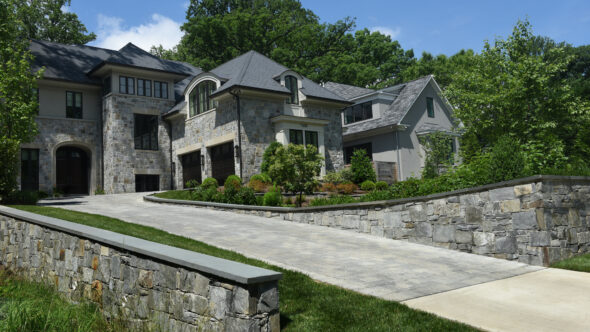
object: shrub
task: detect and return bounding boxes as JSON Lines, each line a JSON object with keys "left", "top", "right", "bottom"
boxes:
{"left": 310, "top": 195, "right": 357, "bottom": 206}
{"left": 224, "top": 175, "right": 242, "bottom": 191}
{"left": 2, "top": 191, "right": 38, "bottom": 205}
{"left": 489, "top": 136, "right": 526, "bottom": 183}
{"left": 201, "top": 177, "right": 218, "bottom": 190}
{"left": 323, "top": 168, "right": 353, "bottom": 184}
{"left": 336, "top": 182, "right": 357, "bottom": 195}
{"left": 191, "top": 186, "right": 219, "bottom": 202}
{"left": 350, "top": 149, "right": 376, "bottom": 184}
{"left": 262, "top": 186, "right": 282, "bottom": 206}
{"left": 37, "top": 191, "right": 49, "bottom": 199}
{"left": 360, "top": 180, "right": 376, "bottom": 191}
{"left": 320, "top": 182, "right": 337, "bottom": 192}
{"left": 94, "top": 187, "right": 105, "bottom": 195}
{"left": 359, "top": 190, "right": 393, "bottom": 202}
{"left": 248, "top": 174, "right": 271, "bottom": 193}
{"left": 230, "top": 187, "right": 257, "bottom": 205}
{"left": 250, "top": 173, "right": 272, "bottom": 183}
{"left": 375, "top": 181, "right": 388, "bottom": 191}
{"left": 260, "top": 141, "right": 283, "bottom": 174}
{"left": 0, "top": 139, "right": 19, "bottom": 197}
{"left": 185, "top": 179, "right": 200, "bottom": 189}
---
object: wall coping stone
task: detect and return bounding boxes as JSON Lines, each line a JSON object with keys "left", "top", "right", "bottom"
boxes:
{"left": 145, "top": 175, "right": 590, "bottom": 213}
{"left": 0, "top": 206, "right": 282, "bottom": 284}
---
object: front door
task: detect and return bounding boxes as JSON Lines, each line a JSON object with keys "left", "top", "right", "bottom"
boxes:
{"left": 182, "top": 150, "right": 202, "bottom": 187}
{"left": 210, "top": 142, "right": 235, "bottom": 184}
{"left": 56, "top": 146, "right": 89, "bottom": 195}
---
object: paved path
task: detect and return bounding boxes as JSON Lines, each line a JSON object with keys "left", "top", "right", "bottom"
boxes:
{"left": 39, "top": 193, "right": 590, "bottom": 331}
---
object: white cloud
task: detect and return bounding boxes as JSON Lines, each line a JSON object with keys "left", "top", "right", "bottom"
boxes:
{"left": 95, "top": 14, "right": 183, "bottom": 51}
{"left": 370, "top": 26, "right": 401, "bottom": 39}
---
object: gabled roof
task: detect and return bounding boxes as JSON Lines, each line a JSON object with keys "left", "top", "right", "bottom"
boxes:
{"left": 325, "top": 75, "right": 434, "bottom": 136}
{"left": 323, "top": 82, "right": 374, "bottom": 100}
{"left": 207, "top": 51, "right": 347, "bottom": 103}
{"left": 30, "top": 40, "right": 201, "bottom": 88}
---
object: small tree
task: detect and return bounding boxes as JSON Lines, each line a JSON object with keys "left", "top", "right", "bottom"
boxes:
{"left": 419, "top": 132, "right": 455, "bottom": 179}
{"left": 267, "top": 144, "right": 323, "bottom": 207}
{"left": 350, "top": 149, "right": 376, "bottom": 184}
{"left": 260, "top": 141, "right": 283, "bottom": 174}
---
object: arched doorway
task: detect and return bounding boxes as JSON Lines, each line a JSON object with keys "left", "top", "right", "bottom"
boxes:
{"left": 56, "top": 146, "right": 89, "bottom": 195}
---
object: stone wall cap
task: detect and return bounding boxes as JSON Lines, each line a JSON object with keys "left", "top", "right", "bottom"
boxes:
{"left": 0, "top": 206, "right": 282, "bottom": 284}
{"left": 145, "top": 174, "right": 590, "bottom": 213}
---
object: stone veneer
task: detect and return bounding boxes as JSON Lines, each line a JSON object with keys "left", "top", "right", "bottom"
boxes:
{"left": 103, "top": 94, "right": 174, "bottom": 194}
{"left": 170, "top": 95, "right": 344, "bottom": 188}
{"left": 0, "top": 207, "right": 281, "bottom": 331}
{"left": 147, "top": 176, "right": 590, "bottom": 266}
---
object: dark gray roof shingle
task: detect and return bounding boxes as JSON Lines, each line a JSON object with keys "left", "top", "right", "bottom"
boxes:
{"left": 323, "top": 82, "right": 374, "bottom": 100}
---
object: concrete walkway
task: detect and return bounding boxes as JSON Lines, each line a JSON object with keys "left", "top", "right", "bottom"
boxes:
{"left": 40, "top": 193, "right": 590, "bottom": 331}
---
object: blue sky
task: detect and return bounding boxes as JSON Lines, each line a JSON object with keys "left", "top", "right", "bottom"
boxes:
{"left": 68, "top": 0, "right": 590, "bottom": 57}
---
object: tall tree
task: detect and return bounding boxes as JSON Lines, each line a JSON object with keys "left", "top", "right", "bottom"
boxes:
{"left": 398, "top": 49, "right": 476, "bottom": 88}
{"left": 0, "top": 0, "right": 43, "bottom": 195}
{"left": 446, "top": 20, "right": 590, "bottom": 170}
{"left": 15, "top": 0, "right": 96, "bottom": 44}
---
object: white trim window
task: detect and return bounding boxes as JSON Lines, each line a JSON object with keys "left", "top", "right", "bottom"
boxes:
{"left": 285, "top": 75, "right": 299, "bottom": 104}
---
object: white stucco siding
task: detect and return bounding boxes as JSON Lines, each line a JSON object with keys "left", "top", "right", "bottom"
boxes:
{"left": 343, "top": 132, "right": 397, "bottom": 163}
{"left": 398, "top": 82, "right": 455, "bottom": 179}
{"left": 38, "top": 81, "right": 101, "bottom": 121}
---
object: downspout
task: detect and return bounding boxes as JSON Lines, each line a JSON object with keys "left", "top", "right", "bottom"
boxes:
{"left": 229, "top": 90, "right": 243, "bottom": 179}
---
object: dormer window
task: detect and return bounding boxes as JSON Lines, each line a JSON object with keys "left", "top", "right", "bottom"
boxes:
{"left": 285, "top": 75, "right": 298, "bottom": 104}
{"left": 189, "top": 80, "right": 216, "bottom": 117}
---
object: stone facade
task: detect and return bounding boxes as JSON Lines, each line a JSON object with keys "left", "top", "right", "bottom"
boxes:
{"left": 21, "top": 116, "right": 102, "bottom": 194}
{"left": 148, "top": 176, "right": 590, "bottom": 266}
{"left": 103, "top": 94, "right": 174, "bottom": 194}
{"left": 0, "top": 209, "right": 280, "bottom": 331}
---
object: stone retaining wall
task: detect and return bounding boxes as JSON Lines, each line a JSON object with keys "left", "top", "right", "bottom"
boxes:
{"left": 147, "top": 175, "right": 590, "bottom": 266}
{"left": 0, "top": 207, "right": 281, "bottom": 331}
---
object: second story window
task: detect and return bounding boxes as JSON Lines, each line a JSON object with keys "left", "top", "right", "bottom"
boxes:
{"left": 134, "top": 114, "right": 158, "bottom": 150}
{"left": 289, "top": 129, "right": 318, "bottom": 149}
{"left": 344, "top": 101, "right": 372, "bottom": 124}
{"left": 285, "top": 75, "right": 298, "bottom": 104}
{"left": 66, "top": 91, "right": 82, "bottom": 119}
{"left": 427, "top": 97, "right": 434, "bottom": 118}
{"left": 119, "top": 76, "right": 135, "bottom": 95}
{"left": 154, "top": 81, "right": 168, "bottom": 99}
{"left": 137, "top": 79, "right": 152, "bottom": 97}
{"left": 189, "top": 80, "right": 216, "bottom": 117}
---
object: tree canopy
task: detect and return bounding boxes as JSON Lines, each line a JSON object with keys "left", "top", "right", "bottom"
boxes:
{"left": 14, "top": 0, "right": 96, "bottom": 44}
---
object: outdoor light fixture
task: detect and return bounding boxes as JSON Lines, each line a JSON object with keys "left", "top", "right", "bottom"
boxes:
{"left": 200, "top": 154, "right": 204, "bottom": 167}
{"left": 234, "top": 145, "right": 241, "bottom": 159}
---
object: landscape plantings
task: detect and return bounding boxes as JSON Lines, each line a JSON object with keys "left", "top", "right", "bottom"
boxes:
{"left": 551, "top": 254, "right": 590, "bottom": 273}
{"left": 0, "top": 269, "right": 111, "bottom": 332}
{"left": 10, "top": 205, "right": 477, "bottom": 332}
{"left": 350, "top": 149, "right": 376, "bottom": 184}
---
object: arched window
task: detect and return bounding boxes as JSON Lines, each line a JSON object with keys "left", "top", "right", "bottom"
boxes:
{"left": 285, "top": 75, "right": 298, "bottom": 104}
{"left": 189, "top": 80, "right": 216, "bottom": 117}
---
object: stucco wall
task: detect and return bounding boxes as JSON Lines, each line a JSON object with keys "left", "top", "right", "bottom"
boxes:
{"left": 0, "top": 207, "right": 281, "bottom": 331}
{"left": 38, "top": 80, "right": 101, "bottom": 121}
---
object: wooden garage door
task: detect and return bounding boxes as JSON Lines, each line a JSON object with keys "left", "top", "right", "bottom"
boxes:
{"left": 182, "top": 151, "right": 201, "bottom": 187}
{"left": 210, "top": 142, "right": 234, "bottom": 184}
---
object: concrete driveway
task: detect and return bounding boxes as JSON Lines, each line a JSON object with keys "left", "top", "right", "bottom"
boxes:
{"left": 40, "top": 193, "right": 590, "bottom": 331}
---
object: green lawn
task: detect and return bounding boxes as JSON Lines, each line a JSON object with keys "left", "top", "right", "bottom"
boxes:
{"left": 0, "top": 270, "right": 111, "bottom": 332}
{"left": 551, "top": 253, "right": 590, "bottom": 273}
{"left": 153, "top": 190, "right": 192, "bottom": 200}
{"left": 10, "top": 205, "right": 477, "bottom": 331}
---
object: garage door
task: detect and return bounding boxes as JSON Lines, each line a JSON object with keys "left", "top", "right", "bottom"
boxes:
{"left": 210, "top": 142, "right": 235, "bottom": 184}
{"left": 182, "top": 150, "right": 201, "bottom": 187}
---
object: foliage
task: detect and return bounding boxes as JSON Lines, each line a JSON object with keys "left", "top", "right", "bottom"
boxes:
{"left": 488, "top": 136, "right": 527, "bottom": 183}
{"left": 350, "top": 149, "right": 376, "bottom": 184}
{"left": 37, "top": 191, "right": 49, "bottom": 199}
{"left": 260, "top": 141, "right": 283, "bottom": 174}
{"left": 13, "top": 206, "right": 479, "bottom": 332}
{"left": 250, "top": 173, "right": 272, "bottom": 183}
{"left": 248, "top": 173, "right": 272, "bottom": 193}
{"left": 323, "top": 168, "right": 353, "bottom": 184}
{"left": 419, "top": 132, "right": 455, "bottom": 179}
{"left": 359, "top": 190, "right": 392, "bottom": 202}
{"left": 397, "top": 49, "right": 476, "bottom": 88}
{"left": 360, "top": 180, "right": 376, "bottom": 191}
{"left": 0, "top": 270, "right": 109, "bottom": 332}
{"left": 336, "top": 182, "right": 357, "bottom": 195}
{"left": 309, "top": 195, "right": 357, "bottom": 207}
{"left": 0, "top": 139, "right": 20, "bottom": 197}
{"left": 320, "top": 182, "right": 338, "bottom": 192}
{"left": 93, "top": 187, "right": 105, "bottom": 195}
{"left": 446, "top": 19, "right": 590, "bottom": 168}
{"left": 1, "top": 191, "right": 39, "bottom": 205}
{"left": 375, "top": 181, "right": 389, "bottom": 191}
{"left": 201, "top": 177, "right": 219, "bottom": 190}
{"left": 262, "top": 186, "right": 282, "bottom": 207}
{"left": 224, "top": 186, "right": 256, "bottom": 205}
{"left": 267, "top": 144, "right": 323, "bottom": 207}
{"left": 185, "top": 179, "right": 200, "bottom": 188}
{"left": 12, "top": 0, "right": 96, "bottom": 44}
{"left": 224, "top": 175, "right": 242, "bottom": 191}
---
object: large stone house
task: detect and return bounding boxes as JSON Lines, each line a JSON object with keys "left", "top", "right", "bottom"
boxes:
{"left": 21, "top": 40, "right": 349, "bottom": 195}
{"left": 324, "top": 76, "right": 458, "bottom": 182}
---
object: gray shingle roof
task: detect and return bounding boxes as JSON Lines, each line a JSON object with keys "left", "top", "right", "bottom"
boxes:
{"left": 337, "top": 76, "right": 433, "bottom": 136}
{"left": 323, "top": 82, "right": 374, "bottom": 100}
{"left": 208, "top": 51, "right": 347, "bottom": 103}
{"left": 30, "top": 40, "right": 201, "bottom": 93}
